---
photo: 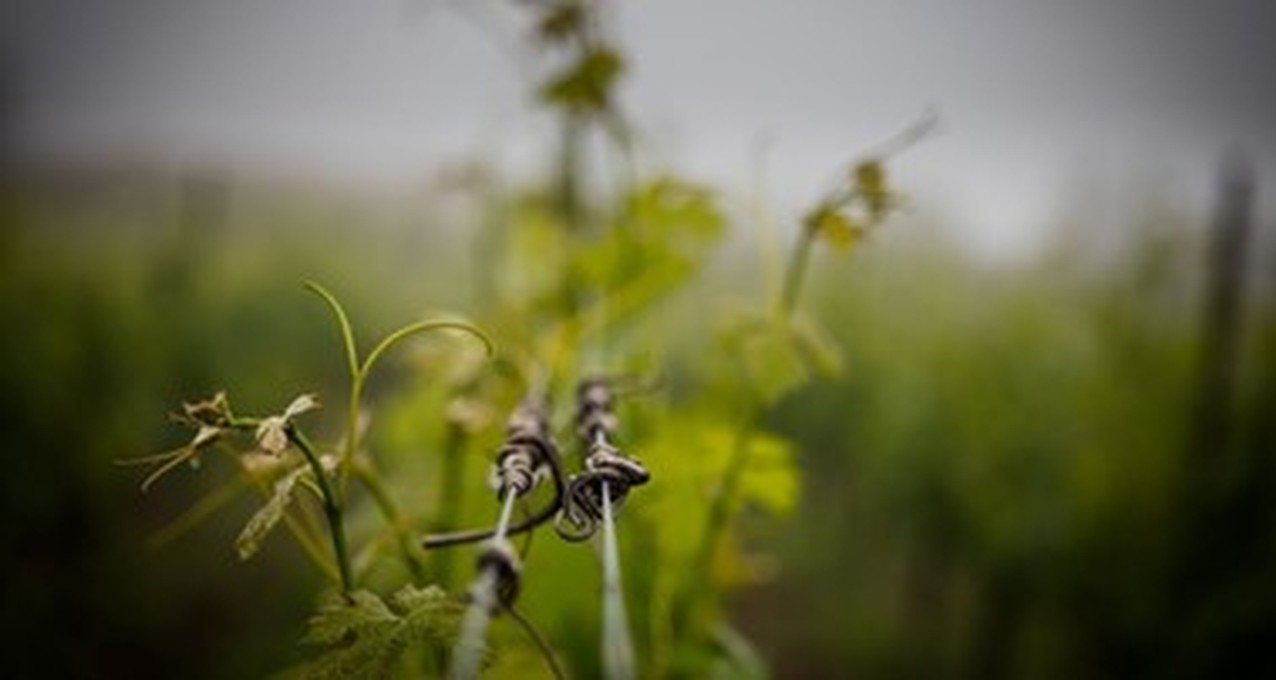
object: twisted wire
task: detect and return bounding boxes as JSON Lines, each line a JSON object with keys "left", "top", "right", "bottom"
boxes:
{"left": 555, "top": 378, "right": 649, "bottom": 541}
{"left": 566, "top": 377, "right": 644, "bottom": 679}
{"left": 423, "top": 397, "right": 566, "bottom": 549}
{"left": 445, "top": 396, "right": 557, "bottom": 680}
{"left": 450, "top": 491, "right": 519, "bottom": 680}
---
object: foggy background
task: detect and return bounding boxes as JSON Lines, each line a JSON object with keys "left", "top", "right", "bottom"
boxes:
{"left": 5, "top": 0, "right": 1276, "bottom": 255}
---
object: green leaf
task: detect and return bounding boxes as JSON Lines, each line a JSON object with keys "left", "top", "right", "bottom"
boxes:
{"left": 304, "top": 590, "right": 398, "bottom": 647}
{"left": 571, "top": 176, "right": 726, "bottom": 316}
{"left": 497, "top": 199, "right": 571, "bottom": 310}
{"left": 737, "top": 431, "right": 798, "bottom": 516}
{"left": 301, "top": 586, "right": 466, "bottom": 680}
{"left": 853, "top": 159, "right": 892, "bottom": 221}
{"left": 537, "top": 2, "right": 584, "bottom": 43}
{"left": 236, "top": 464, "right": 311, "bottom": 561}
{"left": 628, "top": 177, "right": 726, "bottom": 246}
{"left": 539, "top": 46, "right": 624, "bottom": 112}
{"left": 744, "top": 326, "right": 809, "bottom": 404}
{"left": 643, "top": 416, "right": 799, "bottom": 562}
{"left": 719, "top": 309, "right": 844, "bottom": 403}
{"left": 717, "top": 314, "right": 809, "bottom": 404}
{"left": 809, "top": 208, "right": 863, "bottom": 253}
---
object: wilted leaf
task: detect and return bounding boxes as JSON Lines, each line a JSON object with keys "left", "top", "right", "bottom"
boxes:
{"left": 236, "top": 464, "right": 311, "bottom": 560}
{"left": 284, "top": 393, "right": 322, "bottom": 420}
{"left": 255, "top": 394, "right": 321, "bottom": 455}
{"left": 115, "top": 424, "right": 223, "bottom": 492}
{"left": 255, "top": 417, "right": 289, "bottom": 455}
{"left": 171, "top": 392, "right": 232, "bottom": 428}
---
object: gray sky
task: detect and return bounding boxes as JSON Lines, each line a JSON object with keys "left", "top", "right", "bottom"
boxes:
{"left": 5, "top": 0, "right": 1276, "bottom": 256}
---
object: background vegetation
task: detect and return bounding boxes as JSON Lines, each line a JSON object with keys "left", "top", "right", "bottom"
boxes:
{"left": 4, "top": 152, "right": 1274, "bottom": 678}
{"left": 2, "top": 2, "right": 1275, "bottom": 678}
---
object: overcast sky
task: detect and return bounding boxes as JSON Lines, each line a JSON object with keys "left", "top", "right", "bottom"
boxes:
{"left": 4, "top": 0, "right": 1276, "bottom": 256}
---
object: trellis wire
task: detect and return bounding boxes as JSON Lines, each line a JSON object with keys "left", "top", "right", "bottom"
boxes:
{"left": 600, "top": 480, "right": 635, "bottom": 680}
{"left": 449, "top": 489, "right": 518, "bottom": 680}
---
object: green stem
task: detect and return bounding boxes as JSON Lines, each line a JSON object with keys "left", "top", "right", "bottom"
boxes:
{"left": 559, "top": 111, "right": 584, "bottom": 234}
{"left": 432, "top": 424, "right": 470, "bottom": 588}
{"left": 303, "top": 281, "right": 361, "bottom": 498}
{"left": 352, "top": 459, "right": 427, "bottom": 582}
{"left": 673, "top": 402, "right": 761, "bottom": 638}
{"left": 507, "top": 604, "right": 567, "bottom": 680}
{"left": 289, "top": 427, "right": 355, "bottom": 597}
{"left": 779, "top": 227, "right": 815, "bottom": 319}
{"left": 344, "top": 380, "right": 362, "bottom": 494}
{"left": 225, "top": 418, "right": 340, "bottom": 580}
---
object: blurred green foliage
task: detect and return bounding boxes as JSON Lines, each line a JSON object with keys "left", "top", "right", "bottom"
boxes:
{"left": 2, "top": 155, "right": 1274, "bottom": 678}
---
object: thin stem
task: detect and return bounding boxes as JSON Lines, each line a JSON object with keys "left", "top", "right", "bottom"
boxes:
{"left": 433, "top": 421, "right": 469, "bottom": 581}
{"left": 559, "top": 111, "right": 585, "bottom": 235}
{"left": 779, "top": 227, "right": 815, "bottom": 319}
{"left": 280, "top": 507, "right": 342, "bottom": 584}
{"left": 349, "top": 319, "right": 491, "bottom": 498}
{"left": 344, "top": 382, "right": 362, "bottom": 495}
{"left": 515, "top": 501, "right": 536, "bottom": 559}
{"left": 674, "top": 402, "right": 761, "bottom": 638}
{"left": 507, "top": 604, "right": 567, "bottom": 680}
{"left": 305, "top": 280, "right": 360, "bottom": 382}
{"left": 422, "top": 434, "right": 570, "bottom": 549}
{"left": 360, "top": 320, "right": 494, "bottom": 381}
{"left": 750, "top": 133, "right": 781, "bottom": 309}
{"left": 352, "top": 459, "right": 427, "bottom": 582}
{"left": 433, "top": 424, "right": 470, "bottom": 587}
{"left": 224, "top": 418, "right": 338, "bottom": 579}
{"left": 289, "top": 427, "right": 354, "bottom": 597}
{"left": 303, "top": 281, "right": 361, "bottom": 497}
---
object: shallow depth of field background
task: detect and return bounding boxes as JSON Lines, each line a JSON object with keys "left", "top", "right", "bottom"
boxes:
{"left": 3, "top": 0, "right": 1276, "bottom": 678}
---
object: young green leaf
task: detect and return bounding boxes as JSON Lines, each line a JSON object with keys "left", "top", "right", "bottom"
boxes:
{"left": 537, "top": 1, "right": 584, "bottom": 43}
{"left": 539, "top": 46, "right": 624, "bottom": 112}
{"left": 817, "top": 210, "right": 864, "bottom": 253}
{"left": 736, "top": 431, "right": 798, "bottom": 517}
{"left": 853, "top": 159, "right": 890, "bottom": 219}
{"left": 301, "top": 586, "right": 467, "bottom": 679}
